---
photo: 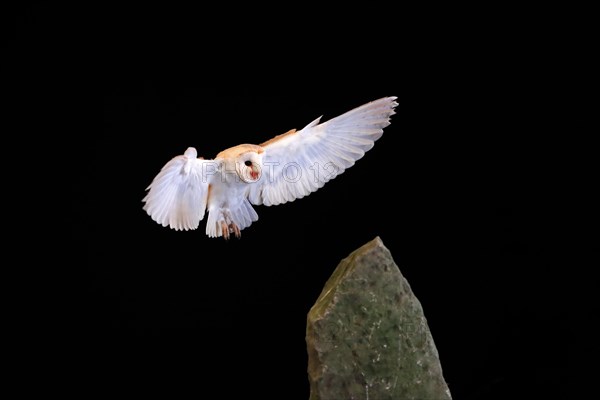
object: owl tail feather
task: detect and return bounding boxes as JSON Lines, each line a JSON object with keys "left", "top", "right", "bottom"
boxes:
{"left": 206, "top": 199, "right": 259, "bottom": 238}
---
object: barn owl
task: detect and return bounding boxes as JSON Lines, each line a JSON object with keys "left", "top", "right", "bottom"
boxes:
{"left": 142, "top": 96, "right": 398, "bottom": 239}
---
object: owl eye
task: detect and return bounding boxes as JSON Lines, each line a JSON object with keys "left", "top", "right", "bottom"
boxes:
{"left": 244, "top": 160, "right": 252, "bottom": 167}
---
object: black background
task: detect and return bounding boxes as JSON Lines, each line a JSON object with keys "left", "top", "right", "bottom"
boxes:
{"left": 15, "top": 3, "right": 593, "bottom": 399}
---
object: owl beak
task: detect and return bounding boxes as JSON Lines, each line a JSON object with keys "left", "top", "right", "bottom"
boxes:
{"left": 250, "top": 169, "right": 259, "bottom": 180}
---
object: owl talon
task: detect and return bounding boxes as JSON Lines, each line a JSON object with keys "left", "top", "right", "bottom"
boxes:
{"left": 230, "top": 223, "right": 241, "bottom": 239}
{"left": 221, "top": 221, "right": 230, "bottom": 240}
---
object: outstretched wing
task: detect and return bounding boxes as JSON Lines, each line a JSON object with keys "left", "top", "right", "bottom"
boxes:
{"left": 142, "top": 147, "right": 215, "bottom": 230}
{"left": 247, "top": 96, "right": 398, "bottom": 206}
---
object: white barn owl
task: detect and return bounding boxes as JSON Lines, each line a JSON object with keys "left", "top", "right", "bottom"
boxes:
{"left": 143, "top": 96, "right": 398, "bottom": 239}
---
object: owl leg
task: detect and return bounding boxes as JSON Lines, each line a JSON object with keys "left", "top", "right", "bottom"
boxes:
{"left": 220, "top": 221, "right": 230, "bottom": 240}
{"left": 221, "top": 209, "right": 241, "bottom": 239}
{"left": 230, "top": 223, "right": 241, "bottom": 239}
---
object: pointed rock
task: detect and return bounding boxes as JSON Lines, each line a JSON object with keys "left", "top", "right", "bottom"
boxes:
{"left": 306, "top": 237, "right": 452, "bottom": 400}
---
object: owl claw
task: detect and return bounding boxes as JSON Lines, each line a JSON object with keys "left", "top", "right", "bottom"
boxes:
{"left": 221, "top": 221, "right": 230, "bottom": 240}
{"left": 231, "top": 223, "right": 241, "bottom": 239}
{"left": 220, "top": 221, "right": 241, "bottom": 239}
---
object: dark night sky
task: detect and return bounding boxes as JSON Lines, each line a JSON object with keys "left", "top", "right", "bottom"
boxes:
{"left": 14, "top": 3, "right": 591, "bottom": 399}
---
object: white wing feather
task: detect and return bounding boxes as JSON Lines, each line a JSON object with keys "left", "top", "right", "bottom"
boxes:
{"left": 248, "top": 96, "right": 398, "bottom": 206}
{"left": 142, "top": 147, "right": 213, "bottom": 230}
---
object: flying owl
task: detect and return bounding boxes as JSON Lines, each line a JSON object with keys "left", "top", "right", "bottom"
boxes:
{"left": 142, "top": 96, "right": 398, "bottom": 239}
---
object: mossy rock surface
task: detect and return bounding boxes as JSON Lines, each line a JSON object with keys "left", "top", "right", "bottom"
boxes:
{"left": 306, "top": 237, "right": 452, "bottom": 400}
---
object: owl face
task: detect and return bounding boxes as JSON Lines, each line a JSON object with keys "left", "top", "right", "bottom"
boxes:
{"left": 235, "top": 151, "right": 263, "bottom": 183}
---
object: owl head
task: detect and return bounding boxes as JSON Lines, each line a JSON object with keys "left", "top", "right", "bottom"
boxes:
{"left": 215, "top": 144, "right": 265, "bottom": 184}
{"left": 235, "top": 148, "right": 264, "bottom": 183}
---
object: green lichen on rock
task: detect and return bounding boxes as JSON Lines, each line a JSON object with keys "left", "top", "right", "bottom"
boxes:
{"left": 306, "top": 237, "right": 452, "bottom": 400}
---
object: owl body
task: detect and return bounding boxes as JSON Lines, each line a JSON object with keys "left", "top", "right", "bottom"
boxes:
{"left": 143, "top": 97, "right": 398, "bottom": 239}
{"left": 205, "top": 156, "right": 259, "bottom": 239}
